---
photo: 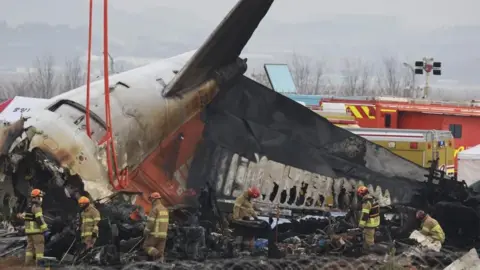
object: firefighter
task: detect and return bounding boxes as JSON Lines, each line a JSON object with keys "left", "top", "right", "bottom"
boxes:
{"left": 357, "top": 185, "right": 380, "bottom": 249}
{"left": 416, "top": 210, "right": 445, "bottom": 244}
{"left": 143, "top": 192, "right": 169, "bottom": 262}
{"left": 19, "top": 189, "right": 48, "bottom": 266}
{"left": 232, "top": 186, "right": 260, "bottom": 221}
{"left": 78, "top": 196, "right": 101, "bottom": 250}
{"left": 232, "top": 187, "right": 261, "bottom": 251}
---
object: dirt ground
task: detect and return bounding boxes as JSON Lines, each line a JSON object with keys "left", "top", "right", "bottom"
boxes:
{"left": 0, "top": 257, "right": 31, "bottom": 270}
{"left": 0, "top": 255, "right": 428, "bottom": 269}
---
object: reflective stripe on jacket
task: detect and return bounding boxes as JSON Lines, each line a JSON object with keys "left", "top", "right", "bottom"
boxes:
{"left": 80, "top": 204, "right": 101, "bottom": 238}
{"left": 359, "top": 194, "right": 380, "bottom": 228}
{"left": 232, "top": 191, "right": 257, "bottom": 220}
{"left": 421, "top": 215, "right": 445, "bottom": 243}
{"left": 145, "top": 200, "right": 169, "bottom": 238}
{"left": 24, "top": 204, "right": 48, "bottom": 235}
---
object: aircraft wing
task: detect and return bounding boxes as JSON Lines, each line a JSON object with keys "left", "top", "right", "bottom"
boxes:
{"left": 186, "top": 75, "right": 429, "bottom": 208}
{"left": 162, "top": 0, "right": 274, "bottom": 97}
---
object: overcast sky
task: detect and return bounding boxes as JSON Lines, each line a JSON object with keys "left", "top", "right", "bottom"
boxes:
{"left": 2, "top": 0, "right": 479, "bottom": 29}
{"left": 1, "top": 0, "right": 479, "bottom": 88}
{"left": 108, "top": 0, "right": 478, "bottom": 28}
{"left": 124, "top": 0, "right": 480, "bottom": 28}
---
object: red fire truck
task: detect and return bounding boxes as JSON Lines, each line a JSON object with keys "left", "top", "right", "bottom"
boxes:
{"left": 319, "top": 96, "right": 480, "bottom": 172}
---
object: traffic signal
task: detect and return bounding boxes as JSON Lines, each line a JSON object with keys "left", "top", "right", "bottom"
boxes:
{"left": 415, "top": 61, "right": 424, "bottom": 67}
{"left": 433, "top": 62, "right": 441, "bottom": 76}
{"left": 412, "top": 59, "right": 441, "bottom": 75}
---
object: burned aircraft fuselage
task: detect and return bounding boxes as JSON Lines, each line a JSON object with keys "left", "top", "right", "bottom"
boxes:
{"left": 0, "top": 54, "right": 221, "bottom": 217}
{"left": 0, "top": 0, "right": 275, "bottom": 218}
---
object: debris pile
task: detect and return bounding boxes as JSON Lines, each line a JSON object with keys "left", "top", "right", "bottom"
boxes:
{"left": 0, "top": 191, "right": 476, "bottom": 269}
{"left": 1, "top": 75, "right": 480, "bottom": 269}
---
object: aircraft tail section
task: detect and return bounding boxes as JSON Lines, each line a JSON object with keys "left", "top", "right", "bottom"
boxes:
{"left": 162, "top": 0, "right": 274, "bottom": 97}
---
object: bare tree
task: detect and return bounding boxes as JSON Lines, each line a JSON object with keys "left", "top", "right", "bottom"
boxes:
{"left": 289, "top": 53, "right": 325, "bottom": 94}
{"left": 376, "top": 57, "right": 409, "bottom": 97}
{"left": 310, "top": 61, "right": 325, "bottom": 95}
{"left": 322, "top": 77, "right": 340, "bottom": 96}
{"left": 1, "top": 55, "right": 86, "bottom": 99}
{"left": 341, "top": 59, "right": 359, "bottom": 96}
{"left": 61, "top": 56, "right": 85, "bottom": 91}
{"left": 0, "top": 84, "right": 9, "bottom": 100}
{"left": 0, "top": 77, "right": 32, "bottom": 99}
{"left": 358, "top": 63, "right": 373, "bottom": 95}
{"left": 27, "top": 54, "right": 58, "bottom": 98}
{"left": 250, "top": 69, "right": 271, "bottom": 88}
{"left": 341, "top": 58, "right": 373, "bottom": 96}
{"left": 290, "top": 53, "right": 310, "bottom": 92}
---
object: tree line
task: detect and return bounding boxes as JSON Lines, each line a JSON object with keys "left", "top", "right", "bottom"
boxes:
{"left": 251, "top": 53, "right": 419, "bottom": 98}
{"left": 0, "top": 53, "right": 466, "bottom": 101}
{"left": 0, "top": 54, "right": 127, "bottom": 100}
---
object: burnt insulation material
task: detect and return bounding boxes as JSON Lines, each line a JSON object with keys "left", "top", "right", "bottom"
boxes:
{"left": 186, "top": 76, "right": 428, "bottom": 207}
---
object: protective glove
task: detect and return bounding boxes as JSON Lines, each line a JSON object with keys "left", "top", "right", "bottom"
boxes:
{"left": 43, "top": 231, "right": 50, "bottom": 238}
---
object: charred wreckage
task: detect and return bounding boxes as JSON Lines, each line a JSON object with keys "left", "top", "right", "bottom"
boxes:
{"left": 0, "top": 87, "right": 480, "bottom": 269}
{"left": 1, "top": 0, "right": 480, "bottom": 268}
{"left": 0, "top": 162, "right": 478, "bottom": 269}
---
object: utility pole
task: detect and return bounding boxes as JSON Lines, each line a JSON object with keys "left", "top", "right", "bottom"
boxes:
{"left": 413, "top": 57, "right": 442, "bottom": 99}
{"left": 402, "top": 62, "right": 416, "bottom": 97}
{"left": 107, "top": 53, "right": 115, "bottom": 74}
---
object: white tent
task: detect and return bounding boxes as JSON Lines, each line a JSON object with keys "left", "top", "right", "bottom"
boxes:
{"left": 458, "top": 145, "right": 480, "bottom": 186}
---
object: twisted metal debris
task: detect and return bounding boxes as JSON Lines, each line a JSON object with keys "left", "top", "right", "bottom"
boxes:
{"left": 62, "top": 247, "right": 462, "bottom": 270}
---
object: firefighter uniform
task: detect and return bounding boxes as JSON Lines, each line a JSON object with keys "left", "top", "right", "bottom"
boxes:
{"left": 359, "top": 194, "right": 380, "bottom": 248}
{"left": 233, "top": 191, "right": 257, "bottom": 220}
{"left": 80, "top": 202, "right": 101, "bottom": 248}
{"left": 420, "top": 215, "right": 445, "bottom": 244}
{"left": 24, "top": 203, "right": 48, "bottom": 265}
{"left": 143, "top": 195, "right": 169, "bottom": 261}
{"left": 232, "top": 188, "right": 260, "bottom": 251}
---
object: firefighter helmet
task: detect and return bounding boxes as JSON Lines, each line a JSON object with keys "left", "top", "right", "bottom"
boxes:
{"left": 416, "top": 210, "right": 426, "bottom": 220}
{"left": 78, "top": 196, "right": 90, "bottom": 205}
{"left": 31, "top": 189, "right": 44, "bottom": 198}
{"left": 149, "top": 192, "right": 161, "bottom": 200}
{"left": 356, "top": 186, "right": 369, "bottom": 197}
{"left": 247, "top": 187, "right": 260, "bottom": 199}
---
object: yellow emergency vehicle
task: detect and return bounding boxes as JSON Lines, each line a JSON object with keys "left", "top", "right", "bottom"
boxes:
{"left": 345, "top": 128, "right": 455, "bottom": 176}
{"left": 314, "top": 111, "right": 360, "bottom": 128}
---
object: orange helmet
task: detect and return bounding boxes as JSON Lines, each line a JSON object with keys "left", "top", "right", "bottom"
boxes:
{"left": 78, "top": 196, "right": 90, "bottom": 205}
{"left": 149, "top": 192, "right": 161, "bottom": 200}
{"left": 31, "top": 189, "right": 44, "bottom": 198}
{"left": 356, "top": 186, "right": 369, "bottom": 197}
{"left": 247, "top": 187, "right": 260, "bottom": 199}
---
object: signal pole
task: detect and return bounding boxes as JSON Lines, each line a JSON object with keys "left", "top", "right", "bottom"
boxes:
{"left": 413, "top": 57, "right": 442, "bottom": 99}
